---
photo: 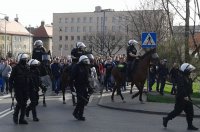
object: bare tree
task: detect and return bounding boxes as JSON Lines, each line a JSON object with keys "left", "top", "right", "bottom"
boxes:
{"left": 85, "top": 31, "right": 126, "bottom": 56}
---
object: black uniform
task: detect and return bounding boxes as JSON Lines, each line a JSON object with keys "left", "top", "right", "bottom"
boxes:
{"left": 71, "top": 48, "right": 86, "bottom": 63}
{"left": 26, "top": 66, "right": 46, "bottom": 121}
{"left": 126, "top": 45, "right": 137, "bottom": 81}
{"left": 9, "top": 62, "right": 30, "bottom": 124}
{"left": 71, "top": 62, "right": 91, "bottom": 121}
{"left": 32, "top": 47, "right": 46, "bottom": 62}
{"left": 163, "top": 70, "right": 198, "bottom": 130}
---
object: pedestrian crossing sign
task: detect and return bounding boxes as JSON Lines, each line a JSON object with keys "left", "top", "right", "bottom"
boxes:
{"left": 142, "top": 32, "right": 157, "bottom": 48}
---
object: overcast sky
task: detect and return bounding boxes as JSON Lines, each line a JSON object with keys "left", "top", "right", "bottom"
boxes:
{"left": 0, "top": 0, "right": 199, "bottom": 27}
{"left": 0, "top": 0, "right": 140, "bottom": 27}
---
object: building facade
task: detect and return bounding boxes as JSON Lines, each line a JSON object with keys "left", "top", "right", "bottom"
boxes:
{"left": 53, "top": 6, "right": 169, "bottom": 57}
{"left": 0, "top": 17, "right": 32, "bottom": 58}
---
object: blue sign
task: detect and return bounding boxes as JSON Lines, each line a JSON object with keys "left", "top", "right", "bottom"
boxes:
{"left": 142, "top": 32, "right": 157, "bottom": 48}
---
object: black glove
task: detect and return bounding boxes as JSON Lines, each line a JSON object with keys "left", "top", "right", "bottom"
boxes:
{"left": 88, "top": 87, "right": 94, "bottom": 95}
{"left": 41, "top": 85, "right": 47, "bottom": 93}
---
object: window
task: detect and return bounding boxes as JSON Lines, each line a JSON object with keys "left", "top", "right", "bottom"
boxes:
{"left": 119, "top": 26, "right": 122, "bottom": 31}
{"left": 83, "top": 17, "right": 87, "bottom": 23}
{"left": 119, "top": 16, "right": 122, "bottom": 22}
{"left": 89, "top": 26, "right": 92, "bottom": 32}
{"left": 65, "top": 36, "right": 68, "bottom": 41}
{"left": 83, "top": 36, "right": 86, "bottom": 41}
{"left": 65, "top": 27, "right": 68, "bottom": 32}
{"left": 64, "top": 44, "right": 68, "bottom": 50}
{"left": 89, "top": 17, "right": 93, "bottom": 23}
{"left": 77, "top": 26, "right": 80, "bottom": 32}
{"left": 112, "top": 17, "right": 116, "bottom": 23}
{"left": 71, "top": 27, "right": 74, "bottom": 32}
{"left": 77, "top": 17, "right": 81, "bottom": 23}
{"left": 71, "top": 18, "right": 74, "bottom": 23}
{"left": 59, "top": 27, "right": 63, "bottom": 32}
{"left": 59, "top": 44, "right": 62, "bottom": 50}
{"left": 59, "top": 18, "right": 62, "bottom": 23}
{"left": 83, "top": 26, "right": 86, "bottom": 32}
{"left": 65, "top": 18, "right": 68, "bottom": 23}
{"left": 59, "top": 36, "right": 62, "bottom": 41}
{"left": 112, "top": 26, "right": 116, "bottom": 32}
{"left": 77, "top": 36, "right": 80, "bottom": 41}
{"left": 71, "top": 36, "right": 74, "bottom": 41}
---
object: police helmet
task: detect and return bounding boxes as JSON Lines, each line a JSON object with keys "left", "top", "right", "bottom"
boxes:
{"left": 128, "top": 39, "right": 138, "bottom": 46}
{"left": 28, "top": 59, "right": 40, "bottom": 66}
{"left": 79, "top": 55, "right": 90, "bottom": 64}
{"left": 77, "top": 42, "right": 86, "bottom": 49}
{"left": 34, "top": 40, "right": 43, "bottom": 47}
{"left": 180, "top": 63, "right": 196, "bottom": 74}
{"left": 17, "top": 53, "right": 29, "bottom": 62}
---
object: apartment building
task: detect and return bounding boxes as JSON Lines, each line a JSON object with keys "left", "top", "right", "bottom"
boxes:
{"left": 53, "top": 6, "right": 169, "bottom": 57}
{"left": 0, "top": 17, "right": 32, "bottom": 58}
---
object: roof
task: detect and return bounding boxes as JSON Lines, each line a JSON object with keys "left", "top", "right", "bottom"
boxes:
{"left": 0, "top": 20, "right": 30, "bottom": 35}
{"left": 32, "top": 24, "right": 52, "bottom": 37}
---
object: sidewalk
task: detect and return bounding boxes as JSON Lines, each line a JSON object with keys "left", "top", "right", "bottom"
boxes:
{"left": 98, "top": 88, "right": 200, "bottom": 118}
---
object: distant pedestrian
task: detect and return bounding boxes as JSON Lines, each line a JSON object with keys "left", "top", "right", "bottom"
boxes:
{"left": 163, "top": 63, "right": 198, "bottom": 131}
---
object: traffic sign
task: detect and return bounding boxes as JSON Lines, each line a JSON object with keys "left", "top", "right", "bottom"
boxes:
{"left": 142, "top": 32, "right": 157, "bottom": 48}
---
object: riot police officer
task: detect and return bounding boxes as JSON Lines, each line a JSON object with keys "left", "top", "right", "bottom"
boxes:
{"left": 71, "top": 42, "right": 87, "bottom": 63}
{"left": 9, "top": 53, "right": 30, "bottom": 124}
{"left": 26, "top": 59, "right": 47, "bottom": 122}
{"left": 163, "top": 63, "right": 198, "bottom": 131}
{"left": 71, "top": 55, "right": 92, "bottom": 121}
{"left": 32, "top": 40, "right": 46, "bottom": 62}
{"left": 126, "top": 39, "right": 139, "bottom": 82}
{"left": 70, "top": 42, "right": 87, "bottom": 105}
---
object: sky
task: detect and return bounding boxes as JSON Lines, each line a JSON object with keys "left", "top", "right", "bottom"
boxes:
{"left": 0, "top": 0, "right": 199, "bottom": 27}
{"left": 0, "top": 0, "right": 140, "bottom": 27}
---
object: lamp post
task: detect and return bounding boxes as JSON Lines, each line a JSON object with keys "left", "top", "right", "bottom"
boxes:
{"left": 0, "top": 13, "right": 7, "bottom": 58}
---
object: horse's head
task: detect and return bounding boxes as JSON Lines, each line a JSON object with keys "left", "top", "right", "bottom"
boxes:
{"left": 137, "top": 48, "right": 159, "bottom": 64}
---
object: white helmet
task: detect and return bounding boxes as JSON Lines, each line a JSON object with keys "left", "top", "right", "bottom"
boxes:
{"left": 34, "top": 40, "right": 43, "bottom": 47}
{"left": 28, "top": 59, "right": 40, "bottom": 66}
{"left": 17, "top": 53, "right": 29, "bottom": 62}
{"left": 128, "top": 39, "right": 138, "bottom": 46}
{"left": 77, "top": 42, "right": 86, "bottom": 48}
{"left": 79, "top": 55, "right": 90, "bottom": 64}
{"left": 180, "top": 63, "right": 196, "bottom": 73}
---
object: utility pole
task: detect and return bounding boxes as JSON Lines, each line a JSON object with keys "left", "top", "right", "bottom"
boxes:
{"left": 185, "top": 0, "right": 190, "bottom": 62}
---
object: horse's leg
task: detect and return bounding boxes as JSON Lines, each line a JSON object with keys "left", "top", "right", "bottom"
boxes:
{"left": 131, "top": 83, "right": 140, "bottom": 99}
{"left": 117, "top": 86, "right": 125, "bottom": 103}
{"left": 111, "top": 84, "right": 117, "bottom": 102}
{"left": 61, "top": 82, "right": 66, "bottom": 104}
{"left": 130, "top": 82, "right": 134, "bottom": 94}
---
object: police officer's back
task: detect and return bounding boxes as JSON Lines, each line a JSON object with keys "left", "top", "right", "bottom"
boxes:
{"left": 71, "top": 55, "right": 91, "bottom": 121}
{"left": 32, "top": 40, "right": 46, "bottom": 62}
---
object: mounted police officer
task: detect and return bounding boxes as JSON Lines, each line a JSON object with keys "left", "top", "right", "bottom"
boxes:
{"left": 126, "top": 39, "right": 139, "bottom": 81}
{"left": 9, "top": 53, "right": 30, "bottom": 124}
{"left": 26, "top": 59, "right": 47, "bottom": 122}
{"left": 71, "top": 42, "right": 87, "bottom": 64}
{"left": 32, "top": 40, "right": 46, "bottom": 62}
{"left": 71, "top": 55, "right": 92, "bottom": 121}
{"left": 163, "top": 63, "right": 198, "bottom": 131}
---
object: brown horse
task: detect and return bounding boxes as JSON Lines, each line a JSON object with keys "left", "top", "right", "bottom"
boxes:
{"left": 111, "top": 48, "right": 159, "bottom": 102}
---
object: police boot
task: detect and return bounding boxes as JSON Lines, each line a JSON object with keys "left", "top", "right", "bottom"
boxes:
{"left": 187, "top": 120, "right": 198, "bottom": 130}
{"left": 163, "top": 117, "right": 169, "bottom": 128}
{"left": 13, "top": 106, "right": 20, "bottom": 124}
{"left": 78, "top": 116, "right": 85, "bottom": 121}
{"left": 19, "top": 107, "right": 28, "bottom": 124}
{"left": 32, "top": 107, "right": 39, "bottom": 122}
{"left": 25, "top": 106, "right": 30, "bottom": 117}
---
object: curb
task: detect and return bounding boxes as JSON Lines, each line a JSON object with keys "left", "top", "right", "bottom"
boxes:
{"left": 97, "top": 93, "right": 200, "bottom": 118}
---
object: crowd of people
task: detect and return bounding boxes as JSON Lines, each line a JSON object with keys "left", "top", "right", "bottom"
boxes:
{"left": 0, "top": 39, "right": 198, "bottom": 130}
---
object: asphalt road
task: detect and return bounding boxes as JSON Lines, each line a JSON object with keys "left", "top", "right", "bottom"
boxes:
{"left": 0, "top": 94, "right": 199, "bottom": 132}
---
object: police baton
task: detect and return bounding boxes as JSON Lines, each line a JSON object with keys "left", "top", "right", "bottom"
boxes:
{"left": 188, "top": 100, "right": 200, "bottom": 110}
{"left": 43, "top": 92, "right": 46, "bottom": 107}
{"left": 71, "top": 92, "right": 89, "bottom": 103}
{"left": 10, "top": 91, "right": 14, "bottom": 110}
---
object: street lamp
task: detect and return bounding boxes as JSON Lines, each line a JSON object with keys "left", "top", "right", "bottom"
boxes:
{"left": 0, "top": 13, "right": 7, "bottom": 58}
